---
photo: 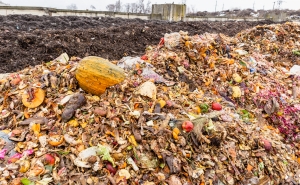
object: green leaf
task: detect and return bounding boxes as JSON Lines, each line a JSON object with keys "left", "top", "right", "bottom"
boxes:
{"left": 240, "top": 109, "right": 250, "bottom": 121}
{"left": 159, "top": 163, "right": 165, "bottom": 168}
{"left": 239, "top": 60, "right": 247, "bottom": 67}
{"left": 57, "top": 150, "right": 70, "bottom": 155}
{"left": 21, "top": 178, "right": 35, "bottom": 185}
{"left": 293, "top": 50, "right": 300, "bottom": 56}
{"left": 97, "top": 144, "right": 115, "bottom": 167}
{"left": 199, "top": 103, "right": 209, "bottom": 113}
{"left": 45, "top": 165, "right": 53, "bottom": 172}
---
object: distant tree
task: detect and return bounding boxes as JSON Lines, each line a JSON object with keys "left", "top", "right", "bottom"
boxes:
{"left": 124, "top": 3, "right": 130, "bottom": 13}
{"left": 106, "top": 4, "right": 116, "bottom": 11}
{"left": 115, "top": 0, "right": 122, "bottom": 12}
{"left": 115, "top": 0, "right": 151, "bottom": 14}
{"left": 130, "top": 3, "right": 138, "bottom": 13}
{"left": 181, "top": 0, "right": 186, "bottom": 4}
{"left": 67, "top": 4, "right": 77, "bottom": 10}
{"left": 137, "top": 0, "right": 145, "bottom": 13}
{"left": 90, "top": 5, "right": 96, "bottom": 10}
{"left": 0, "top": 0, "right": 9, "bottom": 5}
{"left": 187, "top": 5, "right": 196, "bottom": 14}
{"left": 145, "top": 0, "right": 151, "bottom": 13}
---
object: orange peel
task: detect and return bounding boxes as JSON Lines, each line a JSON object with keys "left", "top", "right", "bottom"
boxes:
{"left": 48, "top": 135, "right": 64, "bottom": 146}
{"left": 22, "top": 88, "right": 45, "bottom": 108}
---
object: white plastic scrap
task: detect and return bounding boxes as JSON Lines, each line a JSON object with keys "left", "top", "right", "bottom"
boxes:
{"left": 287, "top": 65, "right": 300, "bottom": 76}
{"left": 127, "top": 157, "right": 139, "bottom": 171}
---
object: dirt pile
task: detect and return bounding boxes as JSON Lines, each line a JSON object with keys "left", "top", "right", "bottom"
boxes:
{"left": 0, "top": 15, "right": 275, "bottom": 73}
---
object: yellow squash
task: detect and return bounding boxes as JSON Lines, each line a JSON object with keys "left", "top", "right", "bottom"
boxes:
{"left": 75, "top": 56, "right": 125, "bottom": 95}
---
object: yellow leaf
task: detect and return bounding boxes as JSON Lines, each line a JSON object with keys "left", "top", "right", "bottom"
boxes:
{"left": 68, "top": 119, "right": 79, "bottom": 127}
{"left": 239, "top": 144, "right": 251, "bottom": 150}
{"left": 128, "top": 135, "right": 138, "bottom": 147}
{"left": 80, "top": 122, "right": 88, "bottom": 128}
{"left": 19, "top": 160, "right": 31, "bottom": 173}
{"left": 224, "top": 59, "right": 235, "bottom": 65}
{"left": 158, "top": 100, "right": 166, "bottom": 108}
{"left": 105, "top": 131, "right": 115, "bottom": 137}
{"left": 31, "top": 123, "right": 40, "bottom": 136}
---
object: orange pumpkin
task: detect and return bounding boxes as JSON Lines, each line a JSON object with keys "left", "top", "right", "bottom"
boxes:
{"left": 75, "top": 56, "right": 125, "bottom": 95}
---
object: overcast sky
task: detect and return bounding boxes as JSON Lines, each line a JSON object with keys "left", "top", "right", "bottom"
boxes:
{"left": 3, "top": 0, "right": 300, "bottom": 12}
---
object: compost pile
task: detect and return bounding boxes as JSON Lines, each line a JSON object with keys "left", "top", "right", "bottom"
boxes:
{"left": 0, "top": 22, "right": 300, "bottom": 185}
{"left": 0, "top": 15, "right": 275, "bottom": 73}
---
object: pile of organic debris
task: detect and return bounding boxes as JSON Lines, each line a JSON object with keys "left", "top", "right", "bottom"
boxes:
{"left": 0, "top": 22, "right": 300, "bottom": 185}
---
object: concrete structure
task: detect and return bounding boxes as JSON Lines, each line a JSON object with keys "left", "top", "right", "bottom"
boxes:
{"left": 0, "top": 6, "right": 150, "bottom": 19}
{"left": 0, "top": 5, "right": 282, "bottom": 22}
{"left": 265, "top": 12, "right": 287, "bottom": 22}
{"left": 152, "top": 4, "right": 186, "bottom": 21}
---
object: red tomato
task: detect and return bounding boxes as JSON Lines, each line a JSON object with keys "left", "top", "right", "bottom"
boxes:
{"left": 212, "top": 102, "right": 222, "bottom": 111}
{"left": 182, "top": 121, "right": 194, "bottom": 132}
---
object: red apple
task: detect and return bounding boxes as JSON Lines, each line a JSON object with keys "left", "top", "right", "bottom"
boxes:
{"left": 182, "top": 121, "right": 194, "bottom": 132}
{"left": 212, "top": 102, "right": 222, "bottom": 111}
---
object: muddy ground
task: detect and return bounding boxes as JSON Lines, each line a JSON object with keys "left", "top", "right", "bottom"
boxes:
{"left": 0, "top": 15, "right": 276, "bottom": 73}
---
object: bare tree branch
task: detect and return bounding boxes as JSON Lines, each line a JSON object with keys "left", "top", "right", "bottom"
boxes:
{"left": 106, "top": 4, "right": 116, "bottom": 11}
{"left": 145, "top": 0, "right": 152, "bottom": 13}
{"left": 90, "top": 5, "right": 96, "bottom": 10}
{"left": 67, "top": 4, "right": 77, "bottom": 10}
{"left": 115, "top": 0, "right": 122, "bottom": 12}
{"left": 124, "top": 3, "right": 130, "bottom": 13}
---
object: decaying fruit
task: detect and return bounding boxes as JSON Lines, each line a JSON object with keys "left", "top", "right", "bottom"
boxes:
{"left": 43, "top": 154, "right": 55, "bottom": 166}
{"left": 22, "top": 88, "right": 45, "bottom": 108}
{"left": 19, "top": 160, "right": 30, "bottom": 173}
{"left": 75, "top": 56, "right": 125, "bottom": 95}
{"left": 48, "top": 135, "right": 64, "bottom": 146}
{"left": 61, "top": 93, "right": 86, "bottom": 122}
{"left": 182, "top": 121, "right": 194, "bottom": 132}
{"left": 212, "top": 102, "right": 222, "bottom": 111}
{"left": 261, "top": 138, "right": 272, "bottom": 152}
{"left": 106, "top": 162, "right": 117, "bottom": 175}
{"left": 172, "top": 127, "right": 180, "bottom": 140}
